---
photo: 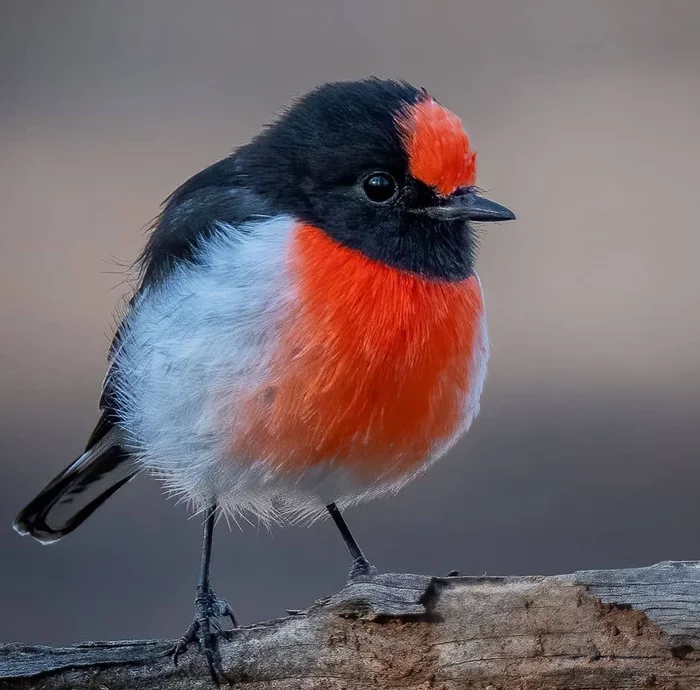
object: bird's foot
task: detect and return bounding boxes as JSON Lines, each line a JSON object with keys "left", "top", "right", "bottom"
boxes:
{"left": 348, "top": 555, "right": 378, "bottom": 582}
{"left": 166, "top": 586, "right": 237, "bottom": 685}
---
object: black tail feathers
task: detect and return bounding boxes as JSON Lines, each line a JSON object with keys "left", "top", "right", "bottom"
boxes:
{"left": 13, "top": 428, "right": 139, "bottom": 544}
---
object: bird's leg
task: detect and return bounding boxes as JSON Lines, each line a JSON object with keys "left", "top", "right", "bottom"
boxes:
{"left": 326, "top": 502, "right": 377, "bottom": 581}
{"left": 167, "top": 504, "right": 236, "bottom": 685}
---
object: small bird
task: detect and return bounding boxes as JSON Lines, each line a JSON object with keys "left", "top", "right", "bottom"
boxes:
{"left": 13, "top": 78, "right": 514, "bottom": 683}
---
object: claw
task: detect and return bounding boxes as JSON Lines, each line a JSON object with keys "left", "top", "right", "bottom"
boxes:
{"left": 348, "top": 555, "right": 378, "bottom": 582}
{"left": 167, "top": 618, "right": 197, "bottom": 666}
{"left": 202, "top": 638, "right": 221, "bottom": 687}
{"left": 166, "top": 588, "right": 236, "bottom": 685}
{"left": 217, "top": 598, "right": 238, "bottom": 628}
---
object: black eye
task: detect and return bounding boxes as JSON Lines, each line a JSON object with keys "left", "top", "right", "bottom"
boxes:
{"left": 362, "top": 172, "right": 397, "bottom": 203}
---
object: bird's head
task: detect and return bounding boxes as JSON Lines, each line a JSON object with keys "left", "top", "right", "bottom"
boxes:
{"left": 237, "top": 78, "right": 514, "bottom": 281}
{"left": 143, "top": 78, "right": 514, "bottom": 285}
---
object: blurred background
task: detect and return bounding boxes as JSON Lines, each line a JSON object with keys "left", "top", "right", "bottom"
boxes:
{"left": 1, "top": 0, "right": 699, "bottom": 645}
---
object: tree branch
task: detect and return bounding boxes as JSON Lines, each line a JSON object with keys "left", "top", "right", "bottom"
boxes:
{"left": 2, "top": 562, "right": 700, "bottom": 689}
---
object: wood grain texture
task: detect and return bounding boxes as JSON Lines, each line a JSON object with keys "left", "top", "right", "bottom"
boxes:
{"left": 1, "top": 562, "right": 699, "bottom": 689}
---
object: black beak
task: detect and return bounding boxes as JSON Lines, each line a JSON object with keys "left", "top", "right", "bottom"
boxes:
{"left": 415, "top": 189, "right": 515, "bottom": 222}
{"left": 458, "top": 193, "right": 516, "bottom": 222}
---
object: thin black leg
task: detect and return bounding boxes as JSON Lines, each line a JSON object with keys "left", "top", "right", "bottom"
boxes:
{"left": 198, "top": 505, "right": 216, "bottom": 592}
{"left": 167, "top": 504, "right": 237, "bottom": 686}
{"left": 326, "top": 502, "right": 375, "bottom": 580}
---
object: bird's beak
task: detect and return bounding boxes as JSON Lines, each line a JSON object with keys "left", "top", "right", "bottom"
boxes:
{"left": 415, "top": 188, "right": 515, "bottom": 222}
{"left": 456, "top": 193, "right": 516, "bottom": 222}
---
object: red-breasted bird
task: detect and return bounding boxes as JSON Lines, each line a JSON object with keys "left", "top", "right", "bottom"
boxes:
{"left": 13, "top": 78, "right": 514, "bottom": 683}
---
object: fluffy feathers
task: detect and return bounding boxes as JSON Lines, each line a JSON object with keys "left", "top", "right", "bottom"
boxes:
{"left": 112, "top": 217, "right": 489, "bottom": 524}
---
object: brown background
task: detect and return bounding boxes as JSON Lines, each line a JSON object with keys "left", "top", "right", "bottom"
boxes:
{"left": 1, "top": 0, "right": 699, "bottom": 645}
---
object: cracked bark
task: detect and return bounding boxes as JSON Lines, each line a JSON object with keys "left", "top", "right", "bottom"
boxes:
{"left": 1, "top": 561, "right": 700, "bottom": 689}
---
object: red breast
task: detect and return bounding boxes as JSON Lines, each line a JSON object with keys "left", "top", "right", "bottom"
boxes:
{"left": 232, "top": 223, "right": 485, "bottom": 480}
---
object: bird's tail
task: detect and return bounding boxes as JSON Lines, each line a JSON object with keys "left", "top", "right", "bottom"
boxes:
{"left": 13, "top": 427, "right": 139, "bottom": 544}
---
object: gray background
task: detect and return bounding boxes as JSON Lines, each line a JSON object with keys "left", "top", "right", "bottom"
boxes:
{"left": 1, "top": 0, "right": 699, "bottom": 645}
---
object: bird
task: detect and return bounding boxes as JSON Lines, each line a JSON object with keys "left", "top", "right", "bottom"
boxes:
{"left": 13, "top": 78, "right": 514, "bottom": 684}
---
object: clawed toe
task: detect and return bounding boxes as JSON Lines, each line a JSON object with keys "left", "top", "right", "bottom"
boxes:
{"left": 166, "top": 588, "right": 237, "bottom": 685}
{"left": 166, "top": 620, "right": 197, "bottom": 667}
{"left": 348, "top": 555, "right": 378, "bottom": 581}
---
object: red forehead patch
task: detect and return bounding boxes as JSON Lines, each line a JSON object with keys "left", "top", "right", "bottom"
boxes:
{"left": 399, "top": 98, "right": 476, "bottom": 195}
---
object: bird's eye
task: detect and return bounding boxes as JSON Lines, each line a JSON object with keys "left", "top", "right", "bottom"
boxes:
{"left": 362, "top": 172, "right": 397, "bottom": 203}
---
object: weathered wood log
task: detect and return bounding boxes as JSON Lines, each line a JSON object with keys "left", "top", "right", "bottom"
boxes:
{"left": 2, "top": 561, "right": 699, "bottom": 689}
